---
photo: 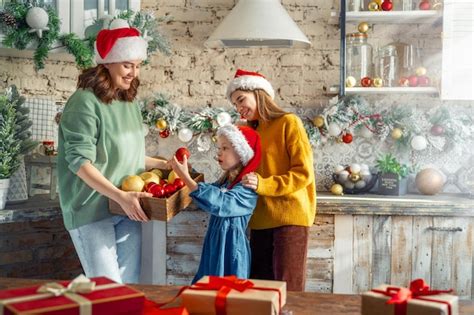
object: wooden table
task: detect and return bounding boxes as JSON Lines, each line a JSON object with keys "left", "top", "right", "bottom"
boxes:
{"left": 1, "top": 278, "right": 473, "bottom": 314}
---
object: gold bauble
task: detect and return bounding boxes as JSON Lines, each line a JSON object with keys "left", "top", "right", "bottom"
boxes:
{"left": 368, "top": 1, "right": 379, "bottom": 11}
{"left": 391, "top": 128, "right": 403, "bottom": 140}
{"left": 373, "top": 77, "right": 383, "bottom": 87}
{"left": 313, "top": 115, "right": 325, "bottom": 128}
{"left": 155, "top": 118, "right": 167, "bottom": 130}
{"left": 415, "top": 168, "right": 445, "bottom": 195}
{"left": 358, "top": 22, "right": 370, "bottom": 33}
{"left": 375, "top": 0, "right": 383, "bottom": 5}
{"left": 331, "top": 184, "right": 344, "bottom": 196}
{"left": 350, "top": 173, "right": 361, "bottom": 182}
{"left": 211, "top": 135, "right": 218, "bottom": 142}
{"left": 345, "top": 76, "right": 357, "bottom": 88}
{"left": 415, "top": 66, "right": 427, "bottom": 76}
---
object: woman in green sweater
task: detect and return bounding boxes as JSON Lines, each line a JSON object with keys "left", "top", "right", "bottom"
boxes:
{"left": 226, "top": 69, "right": 316, "bottom": 291}
{"left": 57, "top": 19, "right": 166, "bottom": 284}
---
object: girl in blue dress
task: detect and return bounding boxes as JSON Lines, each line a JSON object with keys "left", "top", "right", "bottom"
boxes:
{"left": 170, "top": 124, "right": 261, "bottom": 283}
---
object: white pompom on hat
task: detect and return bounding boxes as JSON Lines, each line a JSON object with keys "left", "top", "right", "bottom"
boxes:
{"left": 226, "top": 69, "right": 275, "bottom": 102}
{"left": 94, "top": 19, "right": 148, "bottom": 64}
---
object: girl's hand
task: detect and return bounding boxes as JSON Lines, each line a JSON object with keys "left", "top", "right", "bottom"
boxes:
{"left": 170, "top": 155, "right": 189, "bottom": 178}
{"left": 115, "top": 191, "right": 152, "bottom": 222}
{"left": 242, "top": 172, "right": 258, "bottom": 191}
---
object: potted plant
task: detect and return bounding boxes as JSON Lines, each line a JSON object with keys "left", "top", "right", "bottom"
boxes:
{"left": 0, "top": 86, "right": 36, "bottom": 208}
{"left": 376, "top": 153, "right": 413, "bottom": 196}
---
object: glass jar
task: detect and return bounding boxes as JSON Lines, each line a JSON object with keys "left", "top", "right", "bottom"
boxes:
{"left": 393, "top": 0, "right": 414, "bottom": 10}
{"left": 375, "top": 44, "right": 399, "bottom": 87}
{"left": 346, "top": 33, "right": 373, "bottom": 85}
{"left": 347, "top": 0, "right": 364, "bottom": 11}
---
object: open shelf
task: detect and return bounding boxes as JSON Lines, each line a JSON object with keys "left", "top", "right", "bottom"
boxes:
{"left": 327, "top": 86, "right": 438, "bottom": 95}
{"left": 329, "top": 10, "right": 440, "bottom": 24}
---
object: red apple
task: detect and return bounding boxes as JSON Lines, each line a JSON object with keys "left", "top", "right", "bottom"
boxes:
{"left": 408, "top": 75, "right": 419, "bottom": 87}
{"left": 145, "top": 182, "right": 158, "bottom": 193}
{"left": 419, "top": 1, "right": 431, "bottom": 10}
{"left": 163, "top": 183, "right": 176, "bottom": 197}
{"left": 173, "top": 178, "right": 186, "bottom": 189}
{"left": 417, "top": 75, "right": 430, "bottom": 87}
{"left": 150, "top": 184, "right": 165, "bottom": 198}
{"left": 175, "top": 147, "right": 191, "bottom": 163}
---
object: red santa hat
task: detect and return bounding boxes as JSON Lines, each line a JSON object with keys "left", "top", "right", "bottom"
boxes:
{"left": 95, "top": 19, "right": 148, "bottom": 64}
{"left": 217, "top": 124, "right": 261, "bottom": 189}
{"left": 226, "top": 69, "right": 275, "bottom": 102}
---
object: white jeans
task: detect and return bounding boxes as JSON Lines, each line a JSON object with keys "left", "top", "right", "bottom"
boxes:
{"left": 68, "top": 215, "right": 141, "bottom": 284}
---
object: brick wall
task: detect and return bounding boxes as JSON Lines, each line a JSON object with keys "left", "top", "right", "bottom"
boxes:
{"left": 0, "top": 219, "right": 83, "bottom": 279}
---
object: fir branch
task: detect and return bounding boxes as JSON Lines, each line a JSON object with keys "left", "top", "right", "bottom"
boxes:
{"left": 60, "top": 33, "right": 94, "bottom": 69}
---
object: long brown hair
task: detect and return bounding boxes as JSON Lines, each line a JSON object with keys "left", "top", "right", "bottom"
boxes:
{"left": 77, "top": 65, "right": 139, "bottom": 104}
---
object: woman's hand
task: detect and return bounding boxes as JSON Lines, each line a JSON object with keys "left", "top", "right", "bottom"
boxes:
{"left": 115, "top": 190, "right": 152, "bottom": 222}
{"left": 242, "top": 172, "right": 258, "bottom": 191}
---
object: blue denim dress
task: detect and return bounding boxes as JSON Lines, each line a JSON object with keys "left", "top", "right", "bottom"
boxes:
{"left": 189, "top": 182, "right": 257, "bottom": 283}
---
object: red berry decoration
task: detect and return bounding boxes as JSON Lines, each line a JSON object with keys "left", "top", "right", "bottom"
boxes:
{"left": 419, "top": 1, "right": 431, "bottom": 10}
{"left": 159, "top": 129, "right": 170, "bottom": 138}
{"left": 408, "top": 75, "right": 419, "bottom": 87}
{"left": 417, "top": 75, "right": 430, "bottom": 87}
{"left": 361, "top": 76, "right": 372, "bottom": 87}
{"left": 381, "top": 0, "right": 393, "bottom": 11}
{"left": 342, "top": 133, "right": 353, "bottom": 144}
{"left": 175, "top": 147, "right": 191, "bottom": 163}
{"left": 430, "top": 125, "right": 444, "bottom": 136}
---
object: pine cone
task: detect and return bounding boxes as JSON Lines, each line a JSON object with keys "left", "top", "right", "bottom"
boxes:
{"left": 0, "top": 12, "right": 17, "bottom": 27}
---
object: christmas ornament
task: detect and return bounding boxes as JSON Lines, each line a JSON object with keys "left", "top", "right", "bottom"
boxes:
{"left": 26, "top": 7, "right": 50, "bottom": 38}
{"left": 312, "top": 115, "right": 325, "bottom": 128}
{"left": 375, "top": 0, "right": 383, "bottom": 5}
{"left": 355, "top": 180, "right": 366, "bottom": 189}
{"left": 216, "top": 112, "right": 232, "bottom": 127}
{"left": 358, "top": 22, "right": 369, "bottom": 33}
{"left": 411, "top": 135, "right": 427, "bottom": 151}
{"left": 350, "top": 173, "right": 361, "bottom": 182}
{"left": 212, "top": 135, "right": 218, "bottom": 143}
{"left": 399, "top": 77, "right": 409, "bottom": 87}
{"left": 373, "top": 77, "right": 383, "bottom": 87}
{"left": 430, "top": 124, "right": 444, "bottom": 136}
{"left": 417, "top": 75, "right": 430, "bottom": 87}
{"left": 344, "top": 181, "right": 355, "bottom": 189}
{"left": 178, "top": 128, "right": 193, "bottom": 142}
{"left": 330, "top": 184, "right": 344, "bottom": 196}
{"left": 408, "top": 75, "right": 419, "bottom": 87}
{"left": 415, "top": 168, "right": 445, "bottom": 195}
{"left": 334, "top": 165, "right": 345, "bottom": 174}
{"left": 155, "top": 118, "right": 167, "bottom": 130}
{"left": 419, "top": 0, "right": 431, "bottom": 10}
{"left": 345, "top": 76, "right": 357, "bottom": 88}
{"left": 159, "top": 129, "right": 170, "bottom": 138}
{"left": 381, "top": 0, "right": 393, "bottom": 11}
{"left": 360, "top": 126, "right": 373, "bottom": 138}
{"left": 197, "top": 134, "right": 212, "bottom": 152}
{"left": 391, "top": 128, "right": 403, "bottom": 140}
{"left": 342, "top": 133, "right": 353, "bottom": 144}
{"left": 328, "top": 123, "right": 342, "bottom": 137}
{"left": 368, "top": 1, "right": 379, "bottom": 11}
{"left": 0, "top": 11, "right": 16, "bottom": 27}
{"left": 361, "top": 77, "right": 372, "bottom": 87}
{"left": 338, "top": 170, "right": 350, "bottom": 182}
{"left": 350, "top": 163, "right": 361, "bottom": 173}
{"left": 415, "top": 67, "right": 427, "bottom": 76}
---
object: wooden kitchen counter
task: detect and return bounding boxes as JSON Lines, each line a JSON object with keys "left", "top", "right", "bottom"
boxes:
{"left": 1, "top": 277, "right": 473, "bottom": 314}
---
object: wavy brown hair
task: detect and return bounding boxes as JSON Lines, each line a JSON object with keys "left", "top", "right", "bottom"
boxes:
{"left": 234, "top": 89, "right": 287, "bottom": 128}
{"left": 77, "top": 65, "right": 140, "bottom": 104}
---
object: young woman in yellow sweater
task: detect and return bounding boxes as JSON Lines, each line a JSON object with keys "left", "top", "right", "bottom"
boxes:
{"left": 226, "top": 69, "right": 316, "bottom": 291}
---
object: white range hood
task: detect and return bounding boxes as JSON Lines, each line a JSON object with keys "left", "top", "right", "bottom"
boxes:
{"left": 205, "top": 0, "right": 311, "bottom": 48}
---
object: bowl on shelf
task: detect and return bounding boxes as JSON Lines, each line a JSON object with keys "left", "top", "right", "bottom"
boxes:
{"left": 332, "top": 171, "right": 378, "bottom": 194}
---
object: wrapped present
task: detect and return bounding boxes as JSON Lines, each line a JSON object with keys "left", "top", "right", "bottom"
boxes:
{"left": 0, "top": 275, "right": 144, "bottom": 315}
{"left": 181, "top": 276, "right": 286, "bottom": 315}
{"left": 362, "top": 278, "right": 459, "bottom": 315}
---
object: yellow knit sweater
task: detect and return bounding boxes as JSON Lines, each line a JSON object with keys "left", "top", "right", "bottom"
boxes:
{"left": 250, "top": 113, "right": 317, "bottom": 230}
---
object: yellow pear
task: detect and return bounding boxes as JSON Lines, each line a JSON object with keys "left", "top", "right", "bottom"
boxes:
{"left": 121, "top": 175, "right": 145, "bottom": 192}
{"left": 168, "top": 170, "right": 180, "bottom": 183}
{"left": 139, "top": 171, "right": 161, "bottom": 185}
{"left": 150, "top": 168, "right": 163, "bottom": 178}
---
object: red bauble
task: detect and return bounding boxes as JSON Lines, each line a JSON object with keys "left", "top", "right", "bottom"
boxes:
{"left": 417, "top": 75, "right": 430, "bottom": 87}
{"left": 342, "top": 133, "right": 353, "bottom": 144}
{"left": 430, "top": 125, "right": 444, "bottom": 136}
{"left": 381, "top": 0, "right": 393, "bottom": 11}
{"left": 159, "top": 129, "right": 170, "bottom": 138}
{"left": 408, "top": 75, "right": 419, "bottom": 87}
{"left": 175, "top": 147, "right": 191, "bottom": 163}
{"left": 361, "top": 76, "right": 372, "bottom": 87}
{"left": 419, "top": 1, "right": 431, "bottom": 10}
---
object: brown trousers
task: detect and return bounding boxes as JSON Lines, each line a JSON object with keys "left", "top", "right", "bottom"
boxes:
{"left": 250, "top": 225, "right": 309, "bottom": 291}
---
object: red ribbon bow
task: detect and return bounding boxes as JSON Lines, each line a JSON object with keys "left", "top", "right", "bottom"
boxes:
{"left": 372, "top": 279, "right": 453, "bottom": 315}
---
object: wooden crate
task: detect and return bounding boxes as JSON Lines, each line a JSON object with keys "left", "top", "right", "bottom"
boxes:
{"left": 109, "top": 171, "right": 204, "bottom": 221}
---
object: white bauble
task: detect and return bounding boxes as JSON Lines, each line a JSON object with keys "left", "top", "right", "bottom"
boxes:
{"left": 338, "top": 170, "right": 349, "bottom": 181}
{"left": 411, "top": 135, "right": 427, "bottom": 151}
{"left": 26, "top": 7, "right": 49, "bottom": 38}
{"left": 327, "top": 123, "right": 342, "bottom": 137}
{"left": 360, "top": 170, "right": 372, "bottom": 181}
{"left": 360, "top": 126, "right": 373, "bottom": 138}
{"left": 344, "top": 181, "right": 355, "bottom": 189}
{"left": 355, "top": 180, "right": 367, "bottom": 189}
{"left": 216, "top": 112, "right": 232, "bottom": 127}
{"left": 109, "top": 18, "right": 130, "bottom": 29}
{"left": 178, "top": 128, "right": 193, "bottom": 142}
{"left": 350, "top": 163, "right": 361, "bottom": 174}
{"left": 334, "top": 165, "right": 345, "bottom": 174}
{"left": 360, "top": 164, "right": 369, "bottom": 171}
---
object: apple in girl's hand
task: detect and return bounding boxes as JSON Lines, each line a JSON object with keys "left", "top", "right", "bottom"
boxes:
{"left": 173, "top": 178, "right": 185, "bottom": 189}
{"left": 175, "top": 147, "right": 191, "bottom": 163}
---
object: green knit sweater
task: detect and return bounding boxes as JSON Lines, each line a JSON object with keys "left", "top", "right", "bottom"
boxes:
{"left": 58, "top": 89, "right": 145, "bottom": 230}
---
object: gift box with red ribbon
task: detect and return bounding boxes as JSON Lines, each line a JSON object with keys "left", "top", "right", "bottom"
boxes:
{"left": 180, "top": 276, "right": 286, "bottom": 315}
{"left": 0, "top": 275, "right": 144, "bottom": 315}
{"left": 362, "top": 279, "right": 459, "bottom": 315}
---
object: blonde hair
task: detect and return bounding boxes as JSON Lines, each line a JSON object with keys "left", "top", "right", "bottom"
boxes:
{"left": 216, "top": 166, "right": 243, "bottom": 187}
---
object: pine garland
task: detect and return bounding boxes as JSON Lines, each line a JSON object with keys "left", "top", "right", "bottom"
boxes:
{"left": 59, "top": 33, "right": 94, "bottom": 69}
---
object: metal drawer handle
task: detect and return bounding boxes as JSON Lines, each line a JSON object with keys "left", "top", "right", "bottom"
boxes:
{"left": 427, "top": 226, "right": 463, "bottom": 232}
